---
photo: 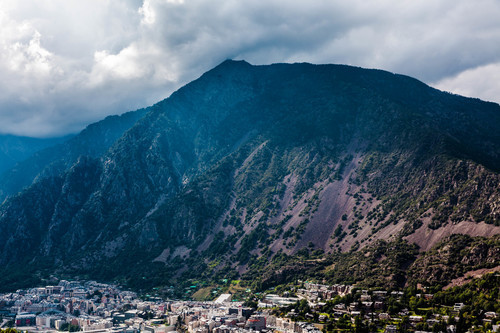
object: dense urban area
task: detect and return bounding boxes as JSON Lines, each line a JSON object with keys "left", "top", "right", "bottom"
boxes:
{"left": 0, "top": 273, "right": 498, "bottom": 333}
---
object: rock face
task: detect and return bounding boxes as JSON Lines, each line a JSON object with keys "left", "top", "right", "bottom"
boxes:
{"left": 0, "top": 60, "right": 499, "bottom": 289}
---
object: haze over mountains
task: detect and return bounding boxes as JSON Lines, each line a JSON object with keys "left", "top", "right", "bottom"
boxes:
{"left": 0, "top": 60, "right": 499, "bottom": 291}
{"left": 0, "top": 110, "right": 148, "bottom": 202}
{"left": 0, "top": 135, "right": 70, "bottom": 176}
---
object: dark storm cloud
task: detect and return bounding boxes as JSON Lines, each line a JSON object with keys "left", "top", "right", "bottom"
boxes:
{"left": 1, "top": 0, "right": 499, "bottom": 137}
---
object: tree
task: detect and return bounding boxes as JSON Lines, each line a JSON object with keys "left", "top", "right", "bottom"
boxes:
{"left": 1, "top": 329, "right": 19, "bottom": 333}
{"left": 175, "top": 315, "right": 183, "bottom": 331}
{"left": 456, "top": 312, "right": 466, "bottom": 333}
{"left": 398, "top": 316, "right": 409, "bottom": 333}
{"left": 59, "top": 323, "right": 80, "bottom": 332}
{"left": 354, "top": 316, "right": 368, "bottom": 333}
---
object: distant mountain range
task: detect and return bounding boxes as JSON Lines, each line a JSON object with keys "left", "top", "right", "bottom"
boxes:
{"left": 0, "top": 134, "right": 69, "bottom": 176}
{"left": 0, "top": 60, "right": 499, "bottom": 291}
{"left": 0, "top": 109, "right": 148, "bottom": 202}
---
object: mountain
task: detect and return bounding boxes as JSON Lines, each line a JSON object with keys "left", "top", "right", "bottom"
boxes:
{"left": 0, "top": 109, "right": 148, "bottom": 202}
{"left": 0, "top": 60, "right": 499, "bottom": 291}
{"left": 0, "top": 134, "right": 69, "bottom": 176}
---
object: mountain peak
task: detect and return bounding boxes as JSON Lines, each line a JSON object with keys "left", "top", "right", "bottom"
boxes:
{"left": 208, "top": 59, "right": 253, "bottom": 74}
{"left": 218, "top": 58, "right": 251, "bottom": 67}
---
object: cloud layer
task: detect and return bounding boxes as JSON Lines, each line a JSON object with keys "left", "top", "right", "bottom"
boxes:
{"left": 1, "top": 0, "right": 499, "bottom": 137}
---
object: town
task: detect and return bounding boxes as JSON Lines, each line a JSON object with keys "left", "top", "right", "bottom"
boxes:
{"left": 0, "top": 274, "right": 498, "bottom": 333}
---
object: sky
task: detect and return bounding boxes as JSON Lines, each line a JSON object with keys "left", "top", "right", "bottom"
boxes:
{"left": 1, "top": 0, "right": 499, "bottom": 137}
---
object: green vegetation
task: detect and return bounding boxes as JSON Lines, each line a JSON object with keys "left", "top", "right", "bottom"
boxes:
{"left": 407, "top": 234, "right": 500, "bottom": 287}
{"left": 271, "top": 273, "right": 499, "bottom": 333}
{"left": 104, "top": 232, "right": 499, "bottom": 299}
{"left": 59, "top": 323, "right": 80, "bottom": 332}
{"left": 0, "top": 329, "right": 18, "bottom": 333}
{"left": 325, "top": 238, "right": 418, "bottom": 288}
{"left": 434, "top": 273, "right": 500, "bottom": 314}
{"left": 358, "top": 153, "right": 500, "bottom": 231}
{"left": 191, "top": 287, "right": 214, "bottom": 301}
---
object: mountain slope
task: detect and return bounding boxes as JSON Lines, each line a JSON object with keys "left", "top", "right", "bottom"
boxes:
{"left": 0, "top": 60, "right": 499, "bottom": 290}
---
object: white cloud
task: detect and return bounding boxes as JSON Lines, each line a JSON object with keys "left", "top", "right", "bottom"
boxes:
{"left": 91, "top": 45, "right": 149, "bottom": 83}
{"left": 0, "top": 0, "right": 499, "bottom": 137}
{"left": 10, "top": 30, "right": 56, "bottom": 76}
{"left": 139, "top": 0, "right": 156, "bottom": 25}
{"left": 433, "top": 62, "right": 500, "bottom": 104}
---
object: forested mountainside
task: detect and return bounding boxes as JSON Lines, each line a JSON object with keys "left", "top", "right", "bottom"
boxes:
{"left": 0, "top": 60, "right": 499, "bottom": 291}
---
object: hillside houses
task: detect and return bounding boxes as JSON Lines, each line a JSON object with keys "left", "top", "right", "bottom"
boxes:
{"left": 296, "top": 283, "right": 352, "bottom": 301}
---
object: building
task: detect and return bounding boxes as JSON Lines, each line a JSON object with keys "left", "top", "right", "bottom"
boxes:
{"left": 245, "top": 315, "right": 266, "bottom": 331}
{"left": 214, "top": 294, "right": 232, "bottom": 304}
{"left": 15, "top": 313, "right": 36, "bottom": 326}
